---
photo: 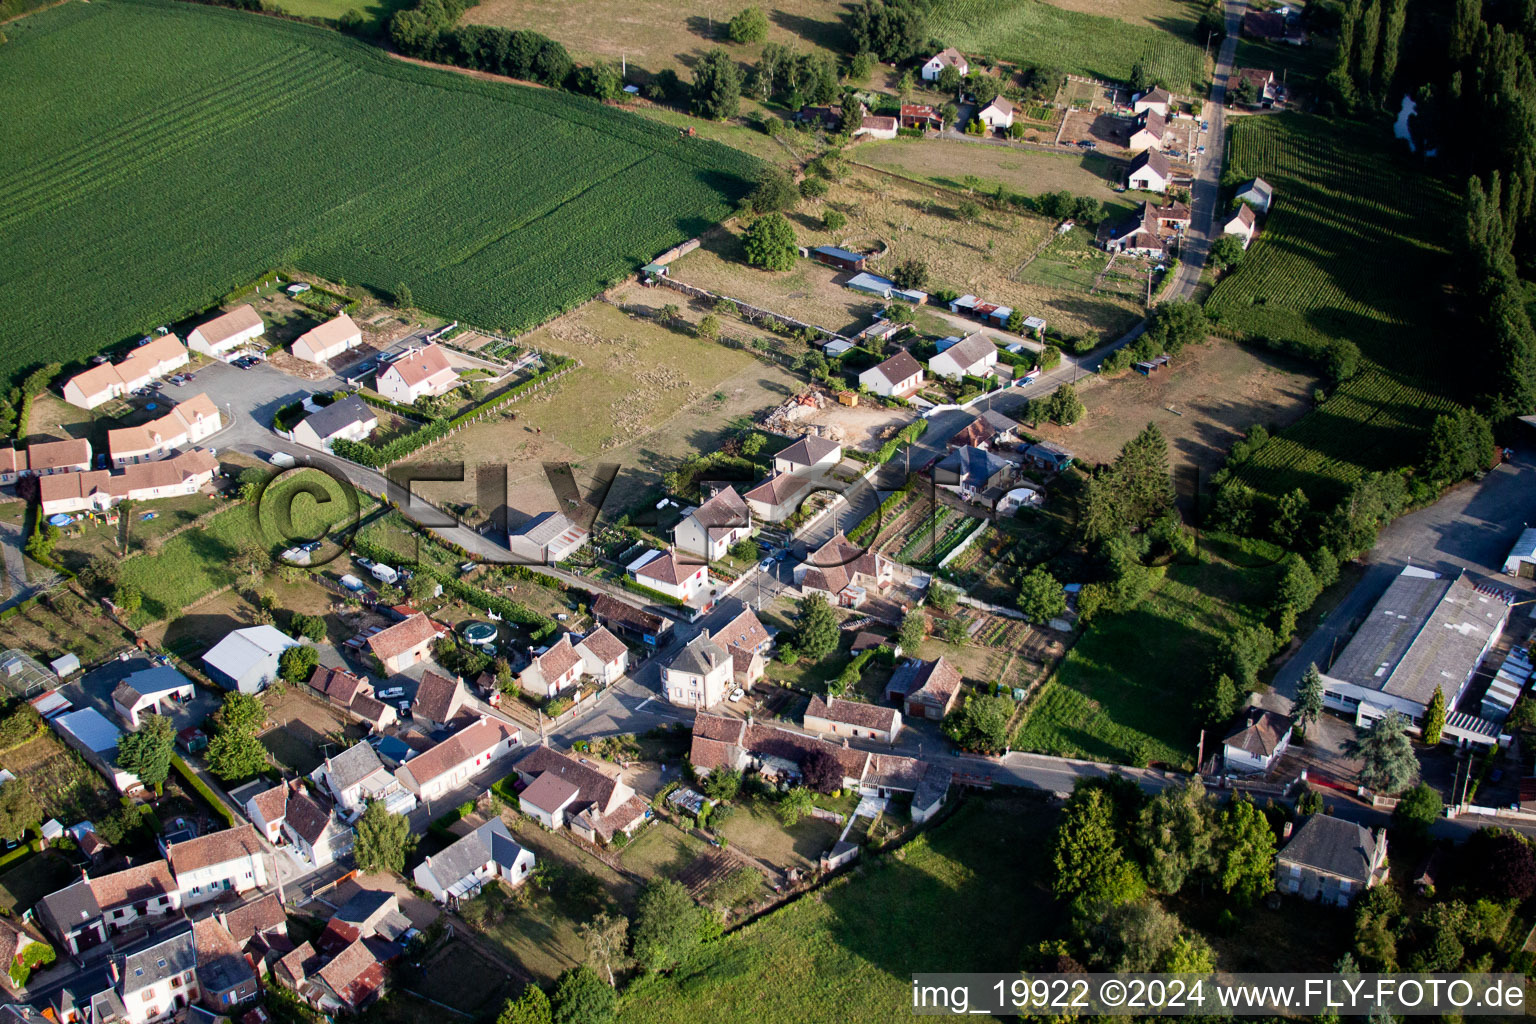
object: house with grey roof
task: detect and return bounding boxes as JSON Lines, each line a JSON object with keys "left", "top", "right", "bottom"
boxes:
{"left": 933, "top": 445, "right": 1013, "bottom": 500}
{"left": 313, "top": 741, "right": 415, "bottom": 816}
{"left": 662, "top": 631, "right": 734, "bottom": 709}
{"left": 1222, "top": 706, "right": 1292, "bottom": 773}
{"left": 673, "top": 486, "right": 753, "bottom": 562}
{"left": 291, "top": 396, "right": 378, "bottom": 451}
{"left": 119, "top": 927, "right": 198, "bottom": 1021}
{"left": 281, "top": 786, "right": 351, "bottom": 869}
{"left": 1277, "top": 814, "right": 1388, "bottom": 906}
{"left": 507, "top": 510, "right": 590, "bottom": 565}
{"left": 1234, "top": 176, "right": 1274, "bottom": 213}
{"left": 1320, "top": 566, "right": 1511, "bottom": 740}
{"left": 412, "top": 817, "right": 534, "bottom": 905}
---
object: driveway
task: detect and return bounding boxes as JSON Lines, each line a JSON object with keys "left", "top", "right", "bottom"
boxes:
{"left": 0, "top": 520, "right": 34, "bottom": 611}
{"left": 1269, "top": 448, "right": 1536, "bottom": 707}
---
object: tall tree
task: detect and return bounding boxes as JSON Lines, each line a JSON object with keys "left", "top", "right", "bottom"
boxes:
{"left": 1136, "top": 779, "right": 1217, "bottom": 894}
{"left": 1214, "top": 795, "right": 1277, "bottom": 904}
{"left": 1293, "top": 663, "right": 1326, "bottom": 737}
{"left": 1051, "top": 787, "right": 1145, "bottom": 906}
{"left": 632, "top": 879, "right": 712, "bottom": 972}
{"left": 691, "top": 48, "right": 741, "bottom": 119}
{"left": 1421, "top": 686, "right": 1446, "bottom": 745}
{"left": 576, "top": 912, "right": 631, "bottom": 987}
{"left": 353, "top": 799, "right": 416, "bottom": 874}
{"left": 116, "top": 714, "right": 176, "bottom": 792}
{"left": 1346, "top": 711, "right": 1420, "bottom": 794}
{"left": 205, "top": 692, "right": 270, "bottom": 782}
{"left": 794, "top": 593, "right": 839, "bottom": 660}
{"left": 1015, "top": 565, "right": 1066, "bottom": 625}
{"left": 742, "top": 212, "right": 797, "bottom": 271}
{"left": 498, "top": 985, "right": 553, "bottom": 1024}
{"left": 0, "top": 779, "right": 41, "bottom": 841}
{"left": 552, "top": 966, "right": 616, "bottom": 1024}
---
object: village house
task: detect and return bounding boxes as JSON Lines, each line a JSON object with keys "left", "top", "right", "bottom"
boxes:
{"left": 714, "top": 605, "right": 771, "bottom": 687}
{"left": 191, "top": 915, "right": 258, "bottom": 1013}
{"left": 592, "top": 594, "right": 671, "bottom": 649}
{"left": 39, "top": 449, "right": 217, "bottom": 517}
{"left": 1127, "top": 149, "right": 1171, "bottom": 193}
{"left": 507, "top": 510, "right": 590, "bottom": 564}
{"left": 188, "top": 305, "right": 265, "bottom": 361}
{"left": 934, "top": 445, "right": 1013, "bottom": 500}
{"left": 283, "top": 786, "right": 350, "bottom": 869}
{"left": 512, "top": 744, "right": 650, "bottom": 843}
{"left": 292, "top": 938, "right": 389, "bottom": 1014}
{"left": 307, "top": 665, "right": 398, "bottom": 733}
{"left": 518, "top": 634, "right": 584, "bottom": 698}
{"left": 375, "top": 344, "right": 457, "bottom": 404}
{"left": 745, "top": 434, "right": 842, "bottom": 523}
{"left": 413, "top": 818, "right": 535, "bottom": 905}
{"left": 411, "top": 670, "right": 466, "bottom": 728}
{"left": 245, "top": 783, "right": 288, "bottom": 844}
{"left": 947, "top": 409, "right": 1019, "bottom": 451}
{"left": 62, "top": 335, "right": 190, "bottom": 410}
{"left": 1222, "top": 706, "right": 1294, "bottom": 773}
{"left": 202, "top": 626, "right": 299, "bottom": 694}
{"left": 674, "top": 485, "right": 753, "bottom": 562}
{"left": 291, "top": 396, "right": 378, "bottom": 452}
{"left": 366, "top": 612, "right": 444, "bottom": 674}
{"left": 117, "top": 928, "right": 198, "bottom": 1023}
{"left": 976, "top": 95, "right": 1014, "bottom": 132}
{"left": 1132, "top": 85, "right": 1172, "bottom": 117}
{"left": 320, "top": 889, "right": 413, "bottom": 952}
{"left": 921, "top": 47, "right": 968, "bottom": 81}
{"left": 803, "top": 696, "right": 902, "bottom": 744}
{"left": 1127, "top": 109, "right": 1166, "bottom": 152}
{"left": 899, "top": 103, "right": 944, "bottom": 131}
{"left": 1097, "top": 201, "right": 1168, "bottom": 257}
{"left": 629, "top": 548, "right": 710, "bottom": 603}
{"left": 885, "top": 657, "right": 963, "bottom": 721}
{"left": 1023, "top": 440, "right": 1075, "bottom": 473}
{"left": 854, "top": 114, "right": 898, "bottom": 140}
{"left": 394, "top": 716, "right": 522, "bottom": 804}
{"left": 291, "top": 314, "right": 362, "bottom": 364}
{"left": 796, "top": 532, "right": 893, "bottom": 608}
{"left": 313, "top": 739, "right": 417, "bottom": 816}
{"left": 166, "top": 825, "right": 269, "bottom": 906}
{"left": 1224, "top": 203, "right": 1258, "bottom": 247}
{"left": 110, "top": 666, "right": 194, "bottom": 730}
{"left": 575, "top": 627, "right": 628, "bottom": 684}
{"left": 108, "top": 394, "right": 221, "bottom": 465}
{"left": 1230, "top": 66, "right": 1282, "bottom": 107}
{"left": 24, "top": 437, "right": 92, "bottom": 477}
{"left": 219, "top": 892, "right": 291, "bottom": 974}
{"left": 928, "top": 332, "right": 998, "bottom": 381}
{"left": 1242, "top": 8, "right": 1306, "bottom": 44}
{"left": 1277, "top": 814, "right": 1388, "bottom": 905}
{"left": 1234, "top": 177, "right": 1274, "bottom": 213}
{"left": 663, "top": 631, "right": 735, "bottom": 709}
{"left": 858, "top": 350, "right": 924, "bottom": 397}
{"left": 38, "top": 863, "right": 181, "bottom": 958}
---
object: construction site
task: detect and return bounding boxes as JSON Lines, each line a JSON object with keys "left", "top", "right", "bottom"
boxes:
{"left": 759, "top": 387, "right": 915, "bottom": 452}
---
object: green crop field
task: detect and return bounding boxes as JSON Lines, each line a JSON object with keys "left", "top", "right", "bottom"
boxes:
{"left": 0, "top": 0, "right": 756, "bottom": 389}
{"left": 928, "top": 0, "right": 1208, "bottom": 95}
{"left": 616, "top": 797, "right": 1058, "bottom": 1024}
{"left": 1204, "top": 114, "right": 1461, "bottom": 498}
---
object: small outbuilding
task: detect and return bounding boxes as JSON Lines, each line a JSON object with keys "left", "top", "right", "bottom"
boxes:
{"left": 1503, "top": 527, "right": 1536, "bottom": 578}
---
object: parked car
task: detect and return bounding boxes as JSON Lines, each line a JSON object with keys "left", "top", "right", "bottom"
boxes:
{"left": 377, "top": 687, "right": 405, "bottom": 700}
{"left": 182, "top": 372, "right": 196, "bottom": 381}
{"left": 354, "top": 556, "right": 374, "bottom": 569}
{"left": 1201, "top": 120, "right": 1209, "bottom": 132}
{"left": 729, "top": 688, "right": 745, "bottom": 702}
{"left": 1197, "top": 145, "right": 1206, "bottom": 154}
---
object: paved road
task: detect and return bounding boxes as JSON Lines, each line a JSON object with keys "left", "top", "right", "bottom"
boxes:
{"left": 1269, "top": 449, "right": 1536, "bottom": 707}
{"left": 0, "top": 520, "right": 34, "bottom": 611}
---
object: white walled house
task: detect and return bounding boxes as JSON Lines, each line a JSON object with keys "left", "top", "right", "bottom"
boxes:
{"left": 663, "top": 632, "right": 734, "bottom": 709}
{"left": 38, "top": 449, "right": 216, "bottom": 517}
{"left": 291, "top": 314, "right": 362, "bottom": 364}
{"left": 921, "top": 47, "right": 968, "bottom": 81}
{"left": 927, "top": 332, "right": 998, "bottom": 381}
{"left": 1222, "top": 707, "right": 1293, "bottom": 773}
{"left": 62, "top": 335, "right": 189, "bottom": 410}
{"left": 629, "top": 549, "right": 709, "bottom": 603}
{"left": 575, "top": 627, "right": 628, "bottom": 684}
{"left": 518, "top": 635, "right": 585, "bottom": 698}
{"left": 673, "top": 486, "right": 752, "bottom": 562}
{"left": 313, "top": 741, "right": 415, "bottom": 816}
{"left": 375, "top": 344, "right": 457, "bottom": 404}
{"left": 858, "top": 350, "right": 924, "bottom": 397}
{"left": 108, "top": 393, "right": 221, "bottom": 465}
{"left": 976, "top": 96, "right": 1014, "bottom": 131}
{"left": 118, "top": 929, "right": 198, "bottom": 1024}
{"left": 1223, "top": 203, "right": 1257, "bottom": 247}
{"left": 394, "top": 716, "right": 521, "bottom": 804}
{"left": 413, "top": 818, "right": 534, "bottom": 904}
{"left": 291, "top": 396, "right": 378, "bottom": 451}
{"left": 804, "top": 696, "right": 902, "bottom": 744}
{"left": 188, "top": 305, "right": 265, "bottom": 361}
{"left": 1127, "top": 149, "right": 1170, "bottom": 193}
{"left": 1132, "top": 86, "right": 1172, "bottom": 116}
{"left": 167, "top": 825, "right": 268, "bottom": 906}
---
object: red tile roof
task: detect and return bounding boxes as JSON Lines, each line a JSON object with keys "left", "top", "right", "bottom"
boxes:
{"left": 167, "top": 824, "right": 265, "bottom": 875}
{"left": 367, "top": 613, "right": 439, "bottom": 662}
{"left": 401, "top": 717, "right": 518, "bottom": 787}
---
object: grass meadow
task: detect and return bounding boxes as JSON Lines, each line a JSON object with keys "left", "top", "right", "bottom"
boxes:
{"left": 1204, "top": 114, "right": 1461, "bottom": 500}
{"left": 0, "top": 0, "right": 756, "bottom": 389}
{"left": 616, "top": 796, "right": 1059, "bottom": 1024}
{"left": 1012, "top": 535, "right": 1285, "bottom": 767}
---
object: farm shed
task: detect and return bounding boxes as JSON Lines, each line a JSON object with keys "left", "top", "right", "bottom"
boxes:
{"left": 809, "top": 246, "right": 867, "bottom": 272}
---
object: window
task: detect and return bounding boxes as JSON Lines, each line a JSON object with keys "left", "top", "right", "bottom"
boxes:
{"left": 143, "top": 992, "right": 154, "bottom": 1003}
{"left": 172, "top": 978, "right": 181, "bottom": 989}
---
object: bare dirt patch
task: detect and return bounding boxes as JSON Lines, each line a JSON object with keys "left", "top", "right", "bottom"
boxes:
{"left": 1030, "top": 340, "right": 1320, "bottom": 484}
{"left": 764, "top": 390, "right": 914, "bottom": 451}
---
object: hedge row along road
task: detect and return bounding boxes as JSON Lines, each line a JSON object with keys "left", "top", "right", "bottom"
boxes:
{"left": 0, "top": 0, "right": 758, "bottom": 388}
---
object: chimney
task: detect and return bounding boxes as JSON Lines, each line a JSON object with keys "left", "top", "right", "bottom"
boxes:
{"left": 1281, "top": 821, "right": 1293, "bottom": 840}
{"left": 842, "top": 738, "right": 850, "bottom": 749}
{"left": 108, "top": 958, "right": 120, "bottom": 984}
{"left": 746, "top": 713, "right": 753, "bottom": 728}
{"left": 80, "top": 867, "right": 88, "bottom": 882}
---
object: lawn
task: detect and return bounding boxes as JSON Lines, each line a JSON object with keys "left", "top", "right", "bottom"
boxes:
{"left": 855, "top": 138, "right": 1123, "bottom": 203}
{"left": 714, "top": 798, "right": 842, "bottom": 873}
{"left": 1012, "top": 536, "right": 1285, "bottom": 768}
{"left": 619, "top": 820, "right": 708, "bottom": 879}
{"left": 0, "top": 0, "right": 756, "bottom": 390}
{"left": 928, "top": 0, "right": 1210, "bottom": 95}
{"left": 617, "top": 796, "right": 1061, "bottom": 1024}
{"left": 0, "top": 851, "right": 79, "bottom": 915}
{"left": 669, "top": 167, "right": 1144, "bottom": 339}
{"left": 1204, "top": 114, "right": 1463, "bottom": 500}
{"left": 113, "top": 469, "right": 359, "bottom": 625}
{"left": 0, "top": 595, "right": 132, "bottom": 668}
{"left": 409, "top": 298, "right": 803, "bottom": 521}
